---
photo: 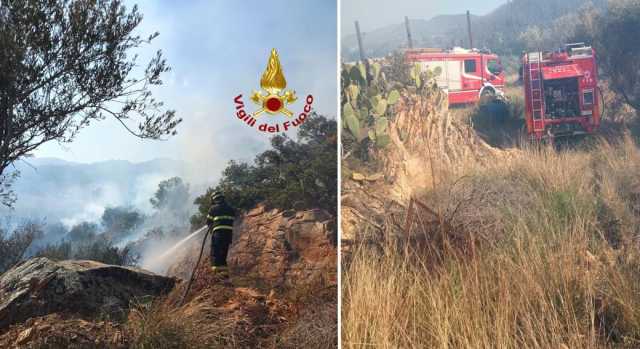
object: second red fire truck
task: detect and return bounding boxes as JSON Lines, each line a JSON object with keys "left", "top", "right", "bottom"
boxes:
{"left": 405, "top": 47, "right": 506, "bottom": 105}
{"left": 522, "top": 43, "right": 601, "bottom": 139}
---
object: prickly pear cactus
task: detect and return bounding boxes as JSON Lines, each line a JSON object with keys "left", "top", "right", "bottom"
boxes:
{"left": 341, "top": 53, "right": 438, "bottom": 159}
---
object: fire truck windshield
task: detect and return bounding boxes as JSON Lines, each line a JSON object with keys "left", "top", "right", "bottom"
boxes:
{"left": 488, "top": 59, "right": 502, "bottom": 75}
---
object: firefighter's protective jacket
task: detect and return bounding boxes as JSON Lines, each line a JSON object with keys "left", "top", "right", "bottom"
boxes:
{"left": 206, "top": 200, "right": 236, "bottom": 233}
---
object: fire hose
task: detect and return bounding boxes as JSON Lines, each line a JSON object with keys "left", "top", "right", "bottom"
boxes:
{"left": 180, "top": 225, "right": 212, "bottom": 306}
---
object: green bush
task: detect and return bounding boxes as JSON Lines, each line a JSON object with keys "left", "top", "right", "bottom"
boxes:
{"left": 36, "top": 238, "right": 136, "bottom": 266}
{"left": 191, "top": 114, "right": 337, "bottom": 229}
{"left": 0, "top": 222, "right": 42, "bottom": 273}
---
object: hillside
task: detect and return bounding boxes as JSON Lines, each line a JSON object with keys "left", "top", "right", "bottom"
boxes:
{"left": 0, "top": 204, "right": 337, "bottom": 348}
{"left": 341, "top": 0, "right": 607, "bottom": 60}
{"left": 341, "top": 45, "right": 640, "bottom": 347}
{"left": 0, "top": 115, "right": 338, "bottom": 347}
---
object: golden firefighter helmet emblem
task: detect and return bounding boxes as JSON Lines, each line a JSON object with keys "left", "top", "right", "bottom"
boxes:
{"left": 251, "top": 49, "right": 297, "bottom": 117}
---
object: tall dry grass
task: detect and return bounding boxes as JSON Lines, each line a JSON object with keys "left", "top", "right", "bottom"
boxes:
{"left": 343, "top": 137, "right": 640, "bottom": 348}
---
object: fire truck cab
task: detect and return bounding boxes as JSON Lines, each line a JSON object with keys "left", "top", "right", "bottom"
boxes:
{"left": 405, "top": 47, "right": 506, "bottom": 105}
{"left": 522, "top": 43, "right": 600, "bottom": 140}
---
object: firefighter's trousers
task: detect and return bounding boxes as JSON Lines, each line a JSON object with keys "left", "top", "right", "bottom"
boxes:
{"left": 211, "top": 229, "right": 232, "bottom": 267}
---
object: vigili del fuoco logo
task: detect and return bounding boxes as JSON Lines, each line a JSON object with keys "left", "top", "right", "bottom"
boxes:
{"left": 233, "top": 49, "right": 314, "bottom": 133}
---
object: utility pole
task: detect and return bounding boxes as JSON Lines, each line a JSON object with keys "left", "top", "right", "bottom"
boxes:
{"left": 466, "top": 10, "right": 473, "bottom": 49}
{"left": 355, "top": 20, "right": 366, "bottom": 62}
{"left": 354, "top": 20, "right": 370, "bottom": 84}
{"left": 404, "top": 16, "right": 413, "bottom": 49}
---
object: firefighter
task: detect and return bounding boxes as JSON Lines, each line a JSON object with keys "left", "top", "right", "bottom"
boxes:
{"left": 206, "top": 191, "right": 236, "bottom": 276}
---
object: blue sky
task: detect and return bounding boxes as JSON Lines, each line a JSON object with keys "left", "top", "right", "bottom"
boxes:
{"left": 32, "top": 0, "right": 511, "bottom": 164}
{"left": 341, "top": 0, "right": 508, "bottom": 36}
{"left": 35, "top": 0, "right": 337, "bottom": 170}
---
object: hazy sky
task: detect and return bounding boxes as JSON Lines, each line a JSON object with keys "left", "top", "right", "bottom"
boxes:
{"left": 34, "top": 0, "right": 337, "bottom": 166}
{"left": 341, "top": 0, "right": 508, "bottom": 36}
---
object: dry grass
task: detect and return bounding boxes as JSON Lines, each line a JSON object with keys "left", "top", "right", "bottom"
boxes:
{"left": 276, "top": 300, "right": 337, "bottom": 349}
{"left": 127, "top": 298, "right": 198, "bottom": 349}
{"left": 343, "top": 136, "right": 640, "bottom": 348}
{"left": 126, "top": 261, "right": 337, "bottom": 349}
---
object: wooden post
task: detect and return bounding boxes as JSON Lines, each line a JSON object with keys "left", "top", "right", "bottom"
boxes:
{"left": 466, "top": 10, "right": 473, "bottom": 49}
{"left": 404, "top": 16, "right": 413, "bottom": 49}
{"left": 404, "top": 198, "right": 415, "bottom": 233}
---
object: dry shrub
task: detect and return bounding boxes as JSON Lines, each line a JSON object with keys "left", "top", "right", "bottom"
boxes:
{"left": 126, "top": 287, "right": 270, "bottom": 349}
{"left": 277, "top": 301, "right": 337, "bottom": 349}
{"left": 127, "top": 299, "right": 196, "bottom": 349}
{"left": 274, "top": 275, "right": 337, "bottom": 348}
{"left": 343, "top": 136, "right": 640, "bottom": 348}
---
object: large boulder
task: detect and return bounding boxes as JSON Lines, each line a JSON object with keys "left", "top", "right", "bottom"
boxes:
{"left": 0, "top": 258, "right": 175, "bottom": 329}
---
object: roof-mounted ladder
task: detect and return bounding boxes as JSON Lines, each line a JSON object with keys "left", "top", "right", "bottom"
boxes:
{"left": 528, "top": 52, "right": 544, "bottom": 128}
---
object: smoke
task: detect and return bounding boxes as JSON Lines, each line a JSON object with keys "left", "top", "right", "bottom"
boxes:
{"left": 0, "top": 158, "right": 212, "bottom": 274}
{"left": 132, "top": 173, "right": 173, "bottom": 213}
{"left": 2, "top": 159, "right": 191, "bottom": 221}
{"left": 58, "top": 182, "right": 125, "bottom": 228}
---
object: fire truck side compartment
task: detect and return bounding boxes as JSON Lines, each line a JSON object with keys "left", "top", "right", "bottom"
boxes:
{"left": 543, "top": 78, "right": 580, "bottom": 119}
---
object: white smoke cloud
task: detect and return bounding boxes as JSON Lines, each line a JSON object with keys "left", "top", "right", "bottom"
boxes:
{"left": 58, "top": 182, "right": 125, "bottom": 228}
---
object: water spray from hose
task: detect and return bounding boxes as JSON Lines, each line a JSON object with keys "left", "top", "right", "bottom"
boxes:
{"left": 142, "top": 225, "right": 209, "bottom": 273}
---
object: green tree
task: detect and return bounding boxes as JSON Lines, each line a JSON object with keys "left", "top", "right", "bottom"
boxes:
{"left": 35, "top": 241, "right": 72, "bottom": 261}
{"left": 150, "top": 177, "right": 190, "bottom": 212}
{"left": 595, "top": 0, "right": 640, "bottom": 111}
{"left": 190, "top": 114, "right": 337, "bottom": 229}
{"left": 67, "top": 222, "right": 98, "bottom": 243}
{"left": 0, "top": 221, "right": 43, "bottom": 273}
{"left": 101, "top": 206, "right": 143, "bottom": 233}
{"left": 0, "top": 0, "right": 182, "bottom": 207}
{"left": 74, "top": 238, "right": 137, "bottom": 265}
{"left": 517, "top": 25, "right": 545, "bottom": 52}
{"left": 37, "top": 238, "right": 136, "bottom": 266}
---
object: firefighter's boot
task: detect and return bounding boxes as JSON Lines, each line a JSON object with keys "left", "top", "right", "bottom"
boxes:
{"left": 210, "top": 266, "right": 230, "bottom": 280}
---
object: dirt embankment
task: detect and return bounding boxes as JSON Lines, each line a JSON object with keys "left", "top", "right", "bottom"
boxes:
{"left": 342, "top": 88, "right": 506, "bottom": 246}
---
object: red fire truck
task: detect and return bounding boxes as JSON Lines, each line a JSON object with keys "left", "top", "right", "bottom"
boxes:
{"left": 405, "top": 47, "right": 506, "bottom": 105}
{"left": 522, "top": 43, "right": 600, "bottom": 139}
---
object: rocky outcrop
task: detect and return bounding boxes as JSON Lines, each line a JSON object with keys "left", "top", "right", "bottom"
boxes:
{"left": 0, "top": 258, "right": 175, "bottom": 329}
{"left": 229, "top": 206, "right": 336, "bottom": 288}
{"left": 167, "top": 206, "right": 337, "bottom": 289}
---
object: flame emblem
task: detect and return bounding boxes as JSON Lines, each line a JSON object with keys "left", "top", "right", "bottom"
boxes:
{"left": 251, "top": 49, "right": 297, "bottom": 117}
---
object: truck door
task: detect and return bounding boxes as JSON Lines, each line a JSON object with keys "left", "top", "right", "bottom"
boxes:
{"left": 462, "top": 58, "right": 482, "bottom": 91}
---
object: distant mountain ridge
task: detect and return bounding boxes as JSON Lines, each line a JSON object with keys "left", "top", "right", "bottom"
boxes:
{"left": 341, "top": 0, "right": 607, "bottom": 60}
